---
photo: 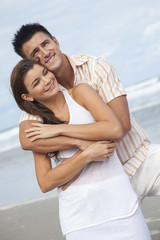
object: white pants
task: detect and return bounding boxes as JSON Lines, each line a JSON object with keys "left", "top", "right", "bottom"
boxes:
{"left": 66, "top": 207, "right": 151, "bottom": 240}
{"left": 130, "top": 144, "right": 160, "bottom": 202}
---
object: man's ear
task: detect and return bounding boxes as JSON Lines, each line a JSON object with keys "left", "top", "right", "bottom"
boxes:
{"left": 21, "top": 93, "right": 34, "bottom": 102}
{"left": 52, "top": 36, "right": 60, "bottom": 47}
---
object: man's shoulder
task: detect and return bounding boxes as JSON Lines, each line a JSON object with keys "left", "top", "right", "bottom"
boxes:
{"left": 72, "top": 54, "right": 99, "bottom": 60}
{"left": 67, "top": 53, "right": 111, "bottom": 71}
{"left": 74, "top": 54, "right": 111, "bottom": 69}
{"left": 19, "top": 111, "right": 43, "bottom": 123}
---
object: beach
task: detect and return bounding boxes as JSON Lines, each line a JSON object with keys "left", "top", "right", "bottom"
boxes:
{"left": 0, "top": 195, "right": 159, "bottom": 240}
{"left": 0, "top": 101, "right": 160, "bottom": 239}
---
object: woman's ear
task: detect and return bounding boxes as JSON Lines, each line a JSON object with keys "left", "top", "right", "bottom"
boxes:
{"left": 21, "top": 93, "right": 34, "bottom": 102}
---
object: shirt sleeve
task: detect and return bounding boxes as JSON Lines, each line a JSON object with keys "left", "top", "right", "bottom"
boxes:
{"left": 19, "top": 111, "right": 43, "bottom": 124}
{"left": 94, "top": 57, "right": 126, "bottom": 103}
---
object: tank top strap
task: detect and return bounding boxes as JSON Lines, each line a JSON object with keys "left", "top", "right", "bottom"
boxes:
{"left": 61, "top": 88, "right": 72, "bottom": 108}
{"left": 61, "top": 88, "right": 91, "bottom": 124}
{"left": 61, "top": 89, "right": 73, "bottom": 124}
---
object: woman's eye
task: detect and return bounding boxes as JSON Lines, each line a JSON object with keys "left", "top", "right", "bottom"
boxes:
{"left": 34, "top": 80, "right": 40, "bottom": 87}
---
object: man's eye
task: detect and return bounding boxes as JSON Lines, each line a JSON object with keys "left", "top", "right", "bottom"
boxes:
{"left": 32, "top": 50, "right": 39, "bottom": 58}
{"left": 43, "top": 41, "right": 49, "bottom": 46}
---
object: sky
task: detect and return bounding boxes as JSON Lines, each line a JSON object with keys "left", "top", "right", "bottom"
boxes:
{"left": 0, "top": 0, "right": 160, "bottom": 131}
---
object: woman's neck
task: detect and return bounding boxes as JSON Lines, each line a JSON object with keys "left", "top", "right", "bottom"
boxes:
{"left": 40, "top": 91, "right": 69, "bottom": 122}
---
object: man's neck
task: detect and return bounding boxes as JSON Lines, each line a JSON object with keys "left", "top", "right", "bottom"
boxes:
{"left": 54, "top": 55, "right": 74, "bottom": 89}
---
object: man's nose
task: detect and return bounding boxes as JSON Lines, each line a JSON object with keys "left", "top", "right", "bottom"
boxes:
{"left": 40, "top": 47, "right": 49, "bottom": 57}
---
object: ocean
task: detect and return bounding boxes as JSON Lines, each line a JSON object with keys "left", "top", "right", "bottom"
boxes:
{"left": 0, "top": 76, "right": 160, "bottom": 207}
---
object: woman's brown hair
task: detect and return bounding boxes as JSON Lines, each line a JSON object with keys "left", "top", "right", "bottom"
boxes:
{"left": 10, "top": 58, "right": 64, "bottom": 159}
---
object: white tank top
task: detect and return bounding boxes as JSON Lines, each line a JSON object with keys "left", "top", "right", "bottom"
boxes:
{"left": 56, "top": 89, "right": 138, "bottom": 235}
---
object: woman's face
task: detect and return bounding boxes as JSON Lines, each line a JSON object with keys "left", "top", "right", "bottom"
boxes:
{"left": 22, "top": 64, "right": 59, "bottom": 103}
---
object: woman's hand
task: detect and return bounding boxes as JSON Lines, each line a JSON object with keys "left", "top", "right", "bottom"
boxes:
{"left": 25, "top": 123, "right": 62, "bottom": 141}
{"left": 59, "top": 141, "right": 118, "bottom": 191}
{"left": 83, "top": 140, "right": 118, "bottom": 162}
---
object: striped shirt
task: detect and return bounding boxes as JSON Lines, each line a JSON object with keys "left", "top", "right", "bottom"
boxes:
{"left": 20, "top": 54, "right": 150, "bottom": 177}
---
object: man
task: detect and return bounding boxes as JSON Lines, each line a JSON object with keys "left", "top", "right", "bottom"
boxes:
{"left": 12, "top": 23, "right": 160, "bottom": 201}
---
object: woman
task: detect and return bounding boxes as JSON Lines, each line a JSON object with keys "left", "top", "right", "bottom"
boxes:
{"left": 10, "top": 59, "right": 151, "bottom": 240}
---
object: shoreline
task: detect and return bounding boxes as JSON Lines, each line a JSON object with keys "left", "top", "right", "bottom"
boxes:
{"left": 0, "top": 193, "right": 57, "bottom": 211}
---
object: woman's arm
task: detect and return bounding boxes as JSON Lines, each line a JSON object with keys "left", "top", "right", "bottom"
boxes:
{"left": 26, "top": 84, "right": 123, "bottom": 142}
{"left": 19, "top": 120, "right": 92, "bottom": 152}
{"left": 34, "top": 141, "right": 116, "bottom": 193}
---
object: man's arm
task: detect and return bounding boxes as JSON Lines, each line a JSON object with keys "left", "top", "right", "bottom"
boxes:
{"left": 19, "top": 120, "right": 91, "bottom": 153}
{"left": 95, "top": 57, "right": 131, "bottom": 140}
{"left": 107, "top": 95, "right": 131, "bottom": 140}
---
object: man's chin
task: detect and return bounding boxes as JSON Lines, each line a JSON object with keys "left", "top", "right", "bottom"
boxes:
{"left": 43, "top": 62, "right": 55, "bottom": 72}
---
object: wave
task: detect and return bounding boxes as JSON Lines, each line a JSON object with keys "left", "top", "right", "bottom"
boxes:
{"left": 0, "top": 126, "right": 20, "bottom": 153}
{"left": 126, "top": 76, "right": 160, "bottom": 110}
{"left": 126, "top": 76, "right": 160, "bottom": 100}
{"left": 0, "top": 75, "right": 159, "bottom": 153}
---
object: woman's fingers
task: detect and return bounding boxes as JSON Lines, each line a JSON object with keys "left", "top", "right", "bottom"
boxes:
{"left": 31, "top": 122, "right": 43, "bottom": 127}
{"left": 25, "top": 127, "right": 41, "bottom": 133}
{"left": 25, "top": 123, "right": 45, "bottom": 133}
{"left": 26, "top": 131, "right": 40, "bottom": 138}
{"left": 29, "top": 136, "right": 41, "bottom": 142}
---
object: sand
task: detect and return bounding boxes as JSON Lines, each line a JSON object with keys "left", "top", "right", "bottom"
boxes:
{"left": 0, "top": 195, "right": 160, "bottom": 240}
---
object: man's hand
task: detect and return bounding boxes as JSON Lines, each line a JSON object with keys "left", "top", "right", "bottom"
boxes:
{"left": 83, "top": 140, "right": 117, "bottom": 162}
{"left": 77, "top": 139, "right": 96, "bottom": 151}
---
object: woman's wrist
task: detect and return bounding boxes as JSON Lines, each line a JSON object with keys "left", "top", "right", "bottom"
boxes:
{"left": 80, "top": 150, "right": 93, "bottom": 164}
{"left": 59, "top": 124, "right": 68, "bottom": 136}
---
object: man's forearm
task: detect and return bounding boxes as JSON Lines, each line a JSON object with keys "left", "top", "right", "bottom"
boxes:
{"left": 19, "top": 120, "right": 82, "bottom": 153}
{"left": 28, "top": 136, "right": 81, "bottom": 153}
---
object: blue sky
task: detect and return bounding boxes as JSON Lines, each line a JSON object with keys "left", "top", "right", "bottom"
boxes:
{"left": 0, "top": 0, "right": 160, "bottom": 130}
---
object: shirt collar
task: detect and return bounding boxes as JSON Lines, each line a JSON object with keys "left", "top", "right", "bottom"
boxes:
{"left": 65, "top": 54, "right": 89, "bottom": 67}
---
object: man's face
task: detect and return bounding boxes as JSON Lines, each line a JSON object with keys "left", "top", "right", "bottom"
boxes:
{"left": 22, "top": 32, "right": 64, "bottom": 73}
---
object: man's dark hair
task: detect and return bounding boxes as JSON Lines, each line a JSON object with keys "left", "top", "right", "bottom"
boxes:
{"left": 12, "top": 23, "right": 53, "bottom": 58}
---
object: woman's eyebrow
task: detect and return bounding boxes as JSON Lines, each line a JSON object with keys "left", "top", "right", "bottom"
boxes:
{"left": 42, "top": 68, "right": 46, "bottom": 75}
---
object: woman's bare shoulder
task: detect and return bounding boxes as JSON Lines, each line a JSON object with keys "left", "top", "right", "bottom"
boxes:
{"left": 72, "top": 83, "right": 92, "bottom": 96}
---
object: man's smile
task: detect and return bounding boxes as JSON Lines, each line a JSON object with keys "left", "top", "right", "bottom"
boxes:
{"left": 45, "top": 53, "right": 55, "bottom": 63}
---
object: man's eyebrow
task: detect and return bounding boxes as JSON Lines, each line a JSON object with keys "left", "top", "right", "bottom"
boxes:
{"left": 41, "top": 39, "right": 49, "bottom": 45}
{"left": 30, "top": 40, "right": 48, "bottom": 58}
{"left": 31, "top": 78, "right": 39, "bottom": 86}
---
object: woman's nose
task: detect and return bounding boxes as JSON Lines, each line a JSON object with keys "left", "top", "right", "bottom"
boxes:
{"left": 43, "top": 76, "right": 50, "bottom": 85}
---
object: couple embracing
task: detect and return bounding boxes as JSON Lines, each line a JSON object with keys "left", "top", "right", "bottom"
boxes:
{"left": 10, "top": 23, "right": 160, "bottom": 239}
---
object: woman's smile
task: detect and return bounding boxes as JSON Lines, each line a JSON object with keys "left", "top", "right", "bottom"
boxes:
{"left": 45, "top": 82, "right": 55, "bottom": 92}
{"left": 23, "top": 64, "right": 59, "bottom": 103}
